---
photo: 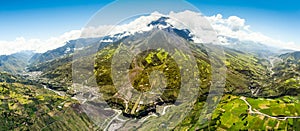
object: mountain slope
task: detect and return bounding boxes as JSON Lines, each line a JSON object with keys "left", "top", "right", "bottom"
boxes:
{"left": 265, "top": 51, "right": 300, "bottom": 96}
{"left": 220, "top": 36, "right": 288, "bottom": 57}
{"left": 29, "top": 38, "right": 102, "bottom": 65}
{"left": 19, "top": 14, "right": 300, "bottom": 130}
{"left": 0, "top": 72, "right": 95, "bottom": 130}
{"left": 0, "top": 51, "right": 34, "bottom": 74}
{"left": 26, "top": 25, "right": 271, "bottom": 125}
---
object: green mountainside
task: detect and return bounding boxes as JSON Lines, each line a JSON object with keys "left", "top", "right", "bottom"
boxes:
{"left": 0, "top": 72, "right": 95, "bottom": 130}
{"left": 20, "top": 35, "right": 300, "bottom": 130}
{"left": 270, "top": 52, "right": 300, "bottom": 96}
{"left": 2, "top": 27, "right": 300, "bottom": 130}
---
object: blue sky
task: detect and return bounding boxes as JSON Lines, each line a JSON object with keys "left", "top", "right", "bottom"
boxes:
{"left": 0, "top": 0, "right": 299, "bottom": 49}
{"left": 0, "top": 0, "right": 113, "bottom": 40}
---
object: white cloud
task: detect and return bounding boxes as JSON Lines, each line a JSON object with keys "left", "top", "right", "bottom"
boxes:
{"left": 82, "top": 10, "right": 219, "bottom": 44}
{"left": 81, "top": 25, "right": 114, "bottom": 38}
{"left": 205, "top": 14, "right": 300, "bottom": 50}
{"left": 81, "top": 12, "right": 163, "bottom": 38}
{"left": 0, "top": 30, "right": 81, "bottom": 55}
{"left": 167, "top": 10, "right": 219, "bottom": 43}
{"left": 1, "top": 10, "right": 298, "bottom": 55}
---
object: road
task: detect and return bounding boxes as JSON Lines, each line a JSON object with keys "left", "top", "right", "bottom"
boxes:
{"left": 161, "top": 105, "right": 174, "bottom": 115}
{"left": 103, "top": 109, "right": 124, "bottom": 131}
{"left": 268, "top": 57, "right": 278, "bottom": 75}
{"left": 139, "top": 113, "right": 158, "bottom": 123}
{"left": 268, "top": 56, "right": 283, "bottom": 76}
{"left": 240, "top": 96, "right": 300, "bottom": 121}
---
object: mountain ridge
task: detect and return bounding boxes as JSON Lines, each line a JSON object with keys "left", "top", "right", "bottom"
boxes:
{"left": 2, "top": 12, "right": 300, "bottom": 130}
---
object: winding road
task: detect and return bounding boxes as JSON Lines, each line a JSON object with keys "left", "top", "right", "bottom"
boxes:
{"left": 240, "top": 96, "right": 300, "bottom": 121}
{"left": 139, "top": 113, "right": 158, "bottom": 123}
{"left": 268, "top": 57, "right": 275, "bottom": 75}
{"left": 103, "top": 109, "right": 125, "bottom": 131}
{"left": 161, "top": 105, "right": 174, "bottom": 115}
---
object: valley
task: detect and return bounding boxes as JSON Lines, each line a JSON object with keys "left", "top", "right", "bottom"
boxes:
{"left": 1, "top": 14, "right": 300, "bottom": 130}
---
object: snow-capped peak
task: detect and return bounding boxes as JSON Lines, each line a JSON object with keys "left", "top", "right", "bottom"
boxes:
{"left": 96, "top": 13, "right": 197, "bottom": 43}
{"left": 80, "top": 10, "right": 224, "bottom": 45}
{"left": 147, "top": 17, "right": 173, "bottom": 29}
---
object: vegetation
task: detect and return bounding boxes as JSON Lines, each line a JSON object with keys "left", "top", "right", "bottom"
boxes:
{"left": 0, "top": 73, "right": 95, "bottom": 130}
{"left": 3, "top": 28, "right": 300, "bottom": 130}
{"left": 0, "top": 51, "right": 34, "bottom": 74}
{"left": 182, "top": 95, "right": 300, "bottom": 130}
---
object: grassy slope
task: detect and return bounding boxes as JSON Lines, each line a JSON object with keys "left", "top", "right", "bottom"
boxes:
{"left": 0, "top": 74, "right": 95, "bottom": 130}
